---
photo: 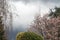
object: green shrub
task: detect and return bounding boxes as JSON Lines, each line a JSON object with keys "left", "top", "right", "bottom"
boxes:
{"left": 16, "top": 32, "right": 44, "bottom": 40}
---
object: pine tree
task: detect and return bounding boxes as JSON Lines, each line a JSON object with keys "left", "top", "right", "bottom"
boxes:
{"left": 0, "top": 16, "right": 6, "bottom": 40}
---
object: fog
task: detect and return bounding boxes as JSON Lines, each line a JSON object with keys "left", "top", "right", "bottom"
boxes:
{"left": 7, "top": 0, "right": 60, "bottom": 40}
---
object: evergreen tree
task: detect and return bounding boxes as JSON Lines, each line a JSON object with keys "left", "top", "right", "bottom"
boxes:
{"left": 49, "top": 7, "right": 60, "bottom": 18}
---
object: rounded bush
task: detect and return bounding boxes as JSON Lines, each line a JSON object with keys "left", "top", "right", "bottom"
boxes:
{"left": 16, "top": 32, "right": 43, "bottom": 40}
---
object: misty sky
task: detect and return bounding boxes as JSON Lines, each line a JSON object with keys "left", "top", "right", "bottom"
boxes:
{"left": 10, "top": 0, "right": 60, "bottom": 31}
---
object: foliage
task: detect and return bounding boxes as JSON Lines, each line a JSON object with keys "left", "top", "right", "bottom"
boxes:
{"left": 28, "top": 13, "right": 60, "bottom": 40}
{"left": 44, "top": 17, "right": 60, "bottom": 40}
{"left": 28, "top": 14, "right": 46, "bottom": 37}
{"left": 0, "top": 16, "right": 7, "bottom": 40}
{"left": 16, "top": 32, "right": 44, "bottom": 40}
{"left": 49, "top": 7, "right": 60, "bottom": 18}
